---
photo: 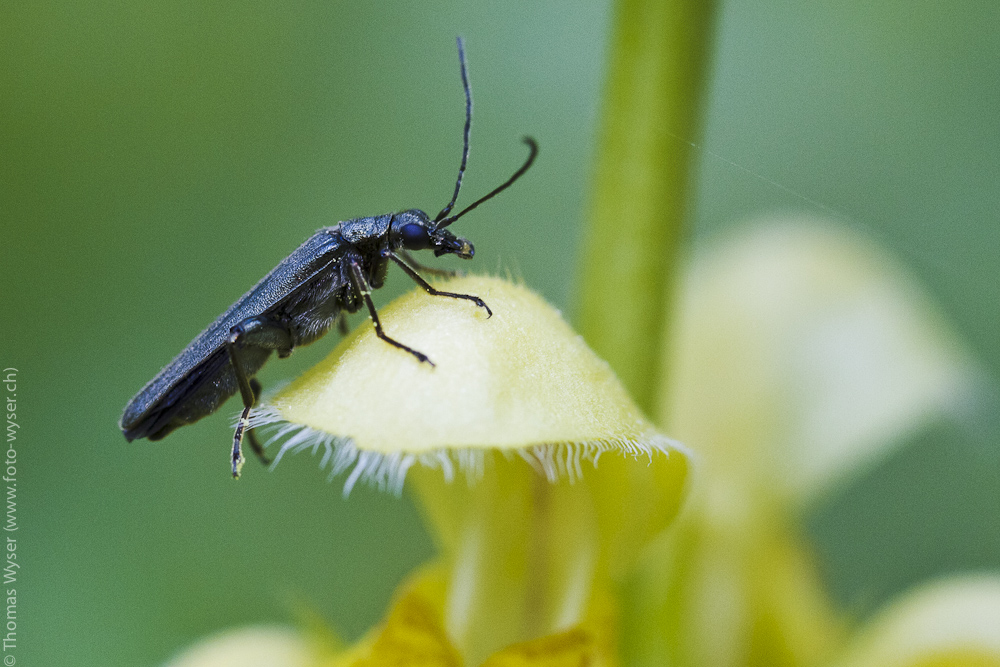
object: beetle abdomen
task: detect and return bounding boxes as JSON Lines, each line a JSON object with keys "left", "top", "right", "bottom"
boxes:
{"left": 122, "top": 345, "right": 274, "bottom": 441}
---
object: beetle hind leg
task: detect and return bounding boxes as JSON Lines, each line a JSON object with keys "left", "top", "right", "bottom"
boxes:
{"left": 245, "top": 379, "right": 271, "bottom": 466}
{"left": 226, "top": 316, "right": 292, "bottom": 478}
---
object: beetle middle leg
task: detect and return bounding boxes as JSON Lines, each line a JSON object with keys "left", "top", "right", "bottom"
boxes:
{"left": 389, "top": 251, "right": 492, "bottom": 317}
{"left": 226, "top": 316, "right": 292, "bottom": 478}
{"left": 336, "top": 311, "right": 350, "bottom": 336}
{"left": 348, "top": 260, "right": 435, "bottom": 367}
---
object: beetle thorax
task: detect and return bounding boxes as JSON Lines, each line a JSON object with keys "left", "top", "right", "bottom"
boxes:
{"left": 339, "top": 214, "right": 392, "bottom": 246}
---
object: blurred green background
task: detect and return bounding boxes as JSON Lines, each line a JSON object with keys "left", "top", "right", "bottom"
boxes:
{"left": 3, "top": 1, "right": 998, "bottom": 664}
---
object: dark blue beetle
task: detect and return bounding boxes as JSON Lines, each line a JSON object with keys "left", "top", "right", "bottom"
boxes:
{"left": 120, "top": 39, "right": 537, "bottom": 477}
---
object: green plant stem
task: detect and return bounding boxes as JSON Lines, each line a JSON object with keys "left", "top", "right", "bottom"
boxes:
{"left": 577, "top": 0, "right": 717, "bottom": 415}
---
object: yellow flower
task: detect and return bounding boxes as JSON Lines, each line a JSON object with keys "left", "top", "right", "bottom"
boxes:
{"left": 242, "top": 275, "right": 686, "bottom": 666}
{"left": 165, "top": 626, "right": 315, "bottom": 667}
{"left": 832, "top": 575, "right": 1000, "bottom": 667}
{"left": 624, "top": 219, "right": 987, "bottom": 667}
{"left": 168, "top": 222, "right": 997, "bottom": 667}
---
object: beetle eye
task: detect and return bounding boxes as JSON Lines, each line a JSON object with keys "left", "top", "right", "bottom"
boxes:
{"left": 400, "top": 222, "right": 431, "bottom": 250}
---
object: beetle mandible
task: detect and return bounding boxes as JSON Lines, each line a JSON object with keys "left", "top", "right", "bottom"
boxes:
{"left": 120, "top": 38, "right": 538, "bottom": 477}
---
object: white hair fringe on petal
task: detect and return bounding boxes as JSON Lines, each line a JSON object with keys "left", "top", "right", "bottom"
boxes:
{"left": 241, "top": 404, "right": 687, "bottom": 497}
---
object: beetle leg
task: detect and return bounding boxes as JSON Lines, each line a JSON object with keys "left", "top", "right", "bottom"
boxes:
{"left": 226, "top": 316, "right": 292, "bottom": 478}
{"left": 336, "top": 312, "right": 349, "bottom": 336}
{"left": 348, "top": 260, "right": 435, "bottom": 367}
{"left": 245, "top": 378, "right": 271, "bottom": 466}
{"left": 389, "top": 251, "right": 492, "bottom": 317}
{"left": 399, "top": 249, "right": 460, "bottom": 277}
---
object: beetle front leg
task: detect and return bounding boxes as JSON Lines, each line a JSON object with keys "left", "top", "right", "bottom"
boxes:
{"left": 226, "top": 316, "right": 292, "bottom": 478}
{"left": 388, "top": 251, "right": 492, "bottom": 317}
{"left": 348, "top": 260, "right": 435, "bottom": 367}
{"left": 399, "top": 249, "right": 459, "bottom": 278}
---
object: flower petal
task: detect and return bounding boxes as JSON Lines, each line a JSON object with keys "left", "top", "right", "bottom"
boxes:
{"left": 268, "top": 275, "right": 664, "bottom": 456}
{"left": 165, "top": 626, "right": 313, "bottom": 667}
{"left": 831, "top": 576, "right": 1000, "bottom": 667}
{"left": 323, "top": 567, "right": 461, "bottom": 667}
{"left": 255, "top": 276, "right": 689, "bottom": 662}
{"left": 662, "top": 219, "right": 978, "bottom": 506}
{"left": 257, "top": 276, "right": 684, "bottom": 497}
{"left": 623, "top": 505, "right": 844, "bottom": 667}
{"left": 323, "top": 566, "right": 620, "bottom": 667}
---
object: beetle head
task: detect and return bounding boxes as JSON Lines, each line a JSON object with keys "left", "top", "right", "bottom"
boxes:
{"left": 393, "top": 209, "right": 474, "bottom": 259}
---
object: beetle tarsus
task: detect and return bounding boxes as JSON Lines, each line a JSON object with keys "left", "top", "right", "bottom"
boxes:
{"left": 232, "top": 406, "right": 250, "bottom": 478}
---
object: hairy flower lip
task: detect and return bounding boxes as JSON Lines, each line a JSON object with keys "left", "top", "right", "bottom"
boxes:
{"left": 247, "top": 275, "right": 687, "bottom": 496}
{"left": 250, "top": 403, "right": 681, "bottom": 496}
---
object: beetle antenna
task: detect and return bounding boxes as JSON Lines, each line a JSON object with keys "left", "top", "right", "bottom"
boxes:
{"left": 435, "top": 137, "right": 538, "bottom": 229}
{"left": 434, "top": 37, "right": 473, "bottom": 223}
